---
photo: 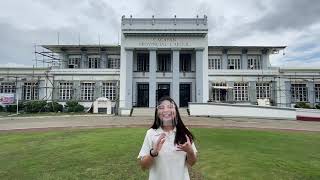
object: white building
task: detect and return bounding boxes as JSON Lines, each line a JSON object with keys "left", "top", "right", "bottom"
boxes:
{"left": 0, "top": 16, "right": 320, "bottom": 115}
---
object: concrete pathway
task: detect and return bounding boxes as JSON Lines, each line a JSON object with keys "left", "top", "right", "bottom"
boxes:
{"left": 1, "top": 115, "right": 320, "bottom": 132}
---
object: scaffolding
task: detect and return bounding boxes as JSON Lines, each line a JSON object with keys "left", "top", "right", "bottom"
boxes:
{"left": 33, "top": 44, "right": 61, "bottom": 68}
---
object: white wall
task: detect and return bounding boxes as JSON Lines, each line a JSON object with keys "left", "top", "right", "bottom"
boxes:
{"left": 189, "top": 103, "right": 296, "bottom": 120}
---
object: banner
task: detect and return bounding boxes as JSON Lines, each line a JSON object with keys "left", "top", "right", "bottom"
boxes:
{"left": 0, "top": 93, "right": 15, "bottom": 104}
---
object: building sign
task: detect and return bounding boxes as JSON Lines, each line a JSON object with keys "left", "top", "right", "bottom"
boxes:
{"left": 138, "top": 37, "right": 191, "bottom": 47}
{"left": 0, "top": 93, "right": 15, "bottom": 104}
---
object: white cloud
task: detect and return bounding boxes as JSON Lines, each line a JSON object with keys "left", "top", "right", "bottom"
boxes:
{"left": 0, "top": 0, "right": 319, "bottom": 68}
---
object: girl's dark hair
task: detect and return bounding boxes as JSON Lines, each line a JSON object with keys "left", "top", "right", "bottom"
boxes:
{"left": 151, "top": 96, "right": 195, "bottom": 145}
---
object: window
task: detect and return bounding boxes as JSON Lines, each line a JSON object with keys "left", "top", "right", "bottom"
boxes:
{"left": 208, "top": 56, "right": 221, "bottom": 69}
{"left": 315, "top": 84, "right": 320, "bottom": 102}
{"left": 0, "top": 82, "right": 16, "bottom": 93}
{"left": 248, "top": 55, "right": 262, "bottom": 69}
{"left": 59, "top": 82, "right": 73, "bottom": 100}
{"left": 81, "top": 82, "right": 95, "bottom": 101}
{"left": 211, "top": 82, "right": 227, "bottom": 102}
{"left": 23, "top": 82, "right": 38, "bottom": 100}
{"left": 180, "top": 54, "right": 191, "bottom": 72}
{"left": 68, "top": 57, "right": 80, "bottom": 68}
{"left": 102, "top": 82, "right": 117, "bottom": 101}
{"left": 157, "top": 54, "right": 171, "bottom": 72}
{"left": 88, "top": 56, "right": 100, "bottom": 68}
{"left": 256, "top": 82, "right": 271, "bottom": 99}
{"left": 227, "top": 55, "right": 241, "bottom": 69}
{"left": 137, "top": 53, "right": 149, "bottom": 72}
{"left": 233, "top": 82, "right": 248, "bottom": 101}
{"left": 107, "top": 55, "right": 120, "bottom": 69}
{"left": 291, "top": 83, "right": 308, "bottom": 102}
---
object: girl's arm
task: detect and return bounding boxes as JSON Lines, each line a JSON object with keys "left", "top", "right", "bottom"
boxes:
{"left": 139, "top": 154, "right": 155, "bottom": 170}
{"left": 186, "top": 150, "right": 197, "bottom": 166}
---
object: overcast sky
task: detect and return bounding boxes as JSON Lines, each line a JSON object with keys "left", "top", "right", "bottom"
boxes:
{"left": 0, "top": 0, "right": 319, "bottom": 68}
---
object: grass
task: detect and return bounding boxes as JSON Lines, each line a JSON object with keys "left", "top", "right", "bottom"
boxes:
{"left": 0, "top": 112, "right": 101, "bottom": 118}
{"left": 0, "top": 128, "right": 320, "bottom": 180}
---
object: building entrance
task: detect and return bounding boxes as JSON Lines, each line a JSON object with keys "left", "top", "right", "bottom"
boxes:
{"left": 179, "top": 84, "right": 191, "bottom": 107}
{"left": 156, "top": 84, "right": 170, "bottom": 105}
{"left": 137, "top": 84, "right": 149, "bottom": 107}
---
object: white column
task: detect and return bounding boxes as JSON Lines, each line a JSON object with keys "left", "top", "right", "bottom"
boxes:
{"left": 126, "top": 50, "right": 133, "bottom": 108}
{"left": 222, "top": 49, "right": 228, "bottom": 69}
{"left": 262, "top": 49, "right": 270, "bottom": 69}
{"left": 276, "top": 77, "right": 289, "bottom": 107}
{"left": 81, "top": 52, "right": 87, "bottom": 68}
{"left": 307, "top": 81, "right": 315, "bottom": 106}
{"left": 241, "top": 49, "right": 248, "bottom": 70}
{"left": 60, "top": 52, "right": 68, "bottom": 69}
{"left": 100, "top": 50, "right": 107, "bottom": 68}
{"left": 249, "top": 81, "right": 257, "bottom": 104}
{"left": 172, "top": 49, "right": 180, "bottom": 107}
{"left": 149, "top": 49, "right": 157, "bottom": 107}
{"left": 119, "top": 48, "right": 133, "bottom": 110}
{"left": 38, "top": 80, "right": 46, "bottom": 100}
{"left": 16, "top": 81, "right": 23, "bottom": 101}
{"left": 196, "top": 48, "right": 206, "bottom": 103}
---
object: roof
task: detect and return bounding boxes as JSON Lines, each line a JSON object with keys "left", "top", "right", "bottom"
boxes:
{"left": 208, "top": 45, "right": 286, "bottom": 50}
{"left": 42, "top": 44, "right": 286, "bottom": 52}
{"left": 41, "top": 44, "right": 121, "bottom": 52}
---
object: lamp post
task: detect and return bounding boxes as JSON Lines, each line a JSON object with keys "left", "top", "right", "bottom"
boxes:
{"left": 16, "top": 94, "right": 19, "bottom": 115}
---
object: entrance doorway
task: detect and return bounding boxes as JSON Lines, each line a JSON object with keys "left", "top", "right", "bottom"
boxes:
{"left": 137, "top": 84, "right": 149, "bottom": 107}
{"left": 179, "top": 84, "right": 191, "bottom": 107}
{"left": 156, "top": 84, "right": 170, "bottom": 104}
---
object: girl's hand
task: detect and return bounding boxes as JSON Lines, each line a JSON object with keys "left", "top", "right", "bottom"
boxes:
{"left": 153, "top": 133, "right": 166, "bottom": 153}
{"left": 176, "top": 135, "right": 193, "bottom": 154}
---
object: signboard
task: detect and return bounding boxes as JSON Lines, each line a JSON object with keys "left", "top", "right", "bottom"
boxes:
{"left": 138, "top": 37, "right": 191, "bottom": 47}
{"left": 0, "top": 93, "right": 15, "bottom": 104}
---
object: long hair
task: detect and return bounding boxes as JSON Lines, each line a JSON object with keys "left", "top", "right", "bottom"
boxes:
{"left": 151, "top": 96, "right": 195, "bottom": 145}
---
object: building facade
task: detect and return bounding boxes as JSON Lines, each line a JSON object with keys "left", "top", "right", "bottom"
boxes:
{"left": 0, "top": 16, "right": 320, "bottom": 115}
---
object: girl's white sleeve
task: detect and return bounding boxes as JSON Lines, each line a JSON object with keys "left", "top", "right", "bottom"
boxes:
{"left": 137, "top": 129, "right": 152, "bottom": 159}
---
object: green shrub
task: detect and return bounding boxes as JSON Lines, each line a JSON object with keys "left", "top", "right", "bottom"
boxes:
{"left": 65, "top": 100, "right": 84, "bottom": 112}
{"left": 294, "top": 102, "right": 311, "bottom": 109}
{"left": 6, "top": 105, "right": 16, "bottom": 113}
{"left": 5, "top": 102, "right": 25, "bottom": 113}
{"left": 315, "top": 104, "right": 320, "bottom": 109}
{"left": 0, "top": 105, "right": 4, "bottom": 112}
{"left": 74, "top": 104, "right": 84, "bottom": 112}
{"left": 24, "top": 100, "right": 47, "bottom": 113}
{"left": 46, "top": 101, "right": 63, "bottom": 112}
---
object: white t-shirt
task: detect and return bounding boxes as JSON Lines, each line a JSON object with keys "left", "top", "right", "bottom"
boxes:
{"left": 137, "top": 127, "right": 198, "bottom": 180}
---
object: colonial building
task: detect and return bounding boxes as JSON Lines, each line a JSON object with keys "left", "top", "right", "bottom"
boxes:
{"left": 0, "top": 16, "right": 319, "bottom": 115}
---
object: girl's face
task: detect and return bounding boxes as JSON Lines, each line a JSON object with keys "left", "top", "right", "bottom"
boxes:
{"left": 157, "top": 100, "right": 176, "bottom": 122}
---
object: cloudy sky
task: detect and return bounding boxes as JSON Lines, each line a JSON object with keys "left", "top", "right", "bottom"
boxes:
{"left": 0, "top": 0, "right": 319, "bottom": 68}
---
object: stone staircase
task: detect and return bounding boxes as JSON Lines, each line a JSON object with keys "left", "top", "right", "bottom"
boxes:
{"left": 178, "top": 108, "right": 189, "bottom": 117}
{"left": 132, "top": 107, "right": 189, "bottom": 117}
{"left": 131, "top": 108, "right": 155, "bottom": 117}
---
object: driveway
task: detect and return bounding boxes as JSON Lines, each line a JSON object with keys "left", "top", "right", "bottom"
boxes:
{"left": 1, "top": 115, "right": 320, "bottom": 132}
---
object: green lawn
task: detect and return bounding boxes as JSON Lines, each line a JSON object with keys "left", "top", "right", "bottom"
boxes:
{"left": 0, "top": 112, "right": 97, "bottom": 118}
{"left": 0, "top": 128, "right": 320, "bottom": 180}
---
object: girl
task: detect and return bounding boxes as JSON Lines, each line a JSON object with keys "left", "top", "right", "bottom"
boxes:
{"left": 137, "top": 96, "right": 197, "bottom": 180}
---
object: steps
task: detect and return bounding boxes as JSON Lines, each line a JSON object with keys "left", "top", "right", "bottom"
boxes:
{"left": 131, "top": 108, "right": 155, "bottom": 117}
{"left": 178, "top": 108, "right": 189, "bottom": 117}
{"left": 132, "top": 107, "right": 189, "bottom": 117}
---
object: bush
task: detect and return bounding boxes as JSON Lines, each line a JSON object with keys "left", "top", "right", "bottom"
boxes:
{"left": 74, "top": 104, "right": 84, "bottom": 112}
{"left": 5, "top": 102, "right": 25, "bottom": 113}
{"left": 0, "top": 105, "right": 4, "bottom": 112}
{"left": 6, "top": 105, "right": 17, "bottom": 113}
{"left": 46, "top": 101, "right": 63, "bottom": 112}
{"left": 24, "top": 100, "right": 47, "bottom": 113}
{"left": 65, "top": 100, "right": 84, "bottom": 112}
{"left": 294, "top": 102, "right": 311, "bottom": 109}
{"left": 316, "top": 104, "right": 320, "bottom": 109}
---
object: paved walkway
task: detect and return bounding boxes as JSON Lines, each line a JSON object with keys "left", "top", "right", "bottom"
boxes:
{"left": 1, "top": 115, "right": 320, "bottom": 132}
